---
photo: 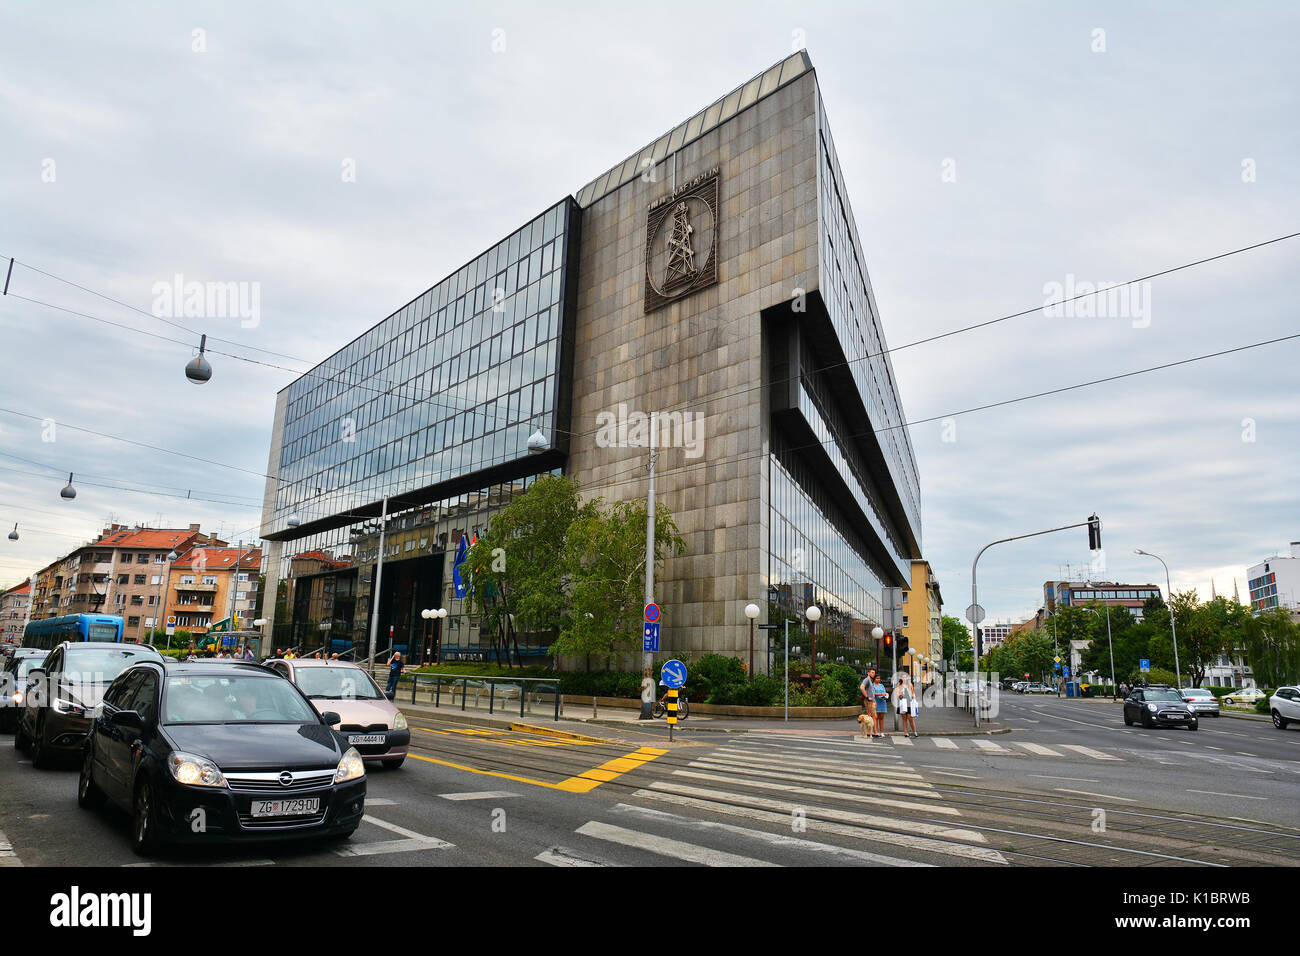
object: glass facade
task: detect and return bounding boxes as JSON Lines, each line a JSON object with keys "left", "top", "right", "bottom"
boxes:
{"left": 267, "top": 198, "right": 577, "bottom": 537}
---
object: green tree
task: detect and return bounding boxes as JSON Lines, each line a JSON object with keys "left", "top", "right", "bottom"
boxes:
{"left": 465, "top": 474, "right": 598, "bottom": 649}
{"left": 942, "top": 615, "right": 971, "bottom": 665}
{"left": 1242, "top": 606, "right": 1300, "bottom": 686}
{"left": 1078, "top": 603, "right": 1133, "bottom": 681}
{"left": 559, "top": 499, "right": 685, "bottom": 663}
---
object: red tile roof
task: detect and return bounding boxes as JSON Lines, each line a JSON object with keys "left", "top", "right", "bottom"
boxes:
{"left": 3, "top": 582, "right": 32, "bottom": 596}
{"left": 170, "top": 548, "right": 262, "bottom": 571}
{"left": 89, "top": 528, "right": 199, "bottom": 551}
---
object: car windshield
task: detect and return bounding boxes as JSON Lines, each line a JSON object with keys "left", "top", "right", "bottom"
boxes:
{"left": 294, "top": 666, "right": 384, "bottom": 701}
{"left": 15, "top": 658, "right": 44, "bottom": 678}
{"left": 63, "top": 647, "right": 159, "bottom": 684}
{"left": 1145, "top": 690, "right": 1184, "bottom": 701}
{"left": 1182, "top": 690, "right": 1211, "bottom": 697}
{"left": 163, "top": 674, "right": 319, "bottom": 724}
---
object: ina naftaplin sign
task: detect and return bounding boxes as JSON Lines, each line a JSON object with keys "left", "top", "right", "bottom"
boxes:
{"left": 644, "top": 167, "right": 719, "bottom": 313}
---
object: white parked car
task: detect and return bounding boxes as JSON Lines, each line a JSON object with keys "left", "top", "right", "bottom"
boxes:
{"left": 1269, "top": 687, "right": 1300, "bottom": 729}
{"left": 1220, "top": 687, "right": 1265, "bottom": 705}
{"left": 1180, "top": 688, "right": 1220, "bottom": 717}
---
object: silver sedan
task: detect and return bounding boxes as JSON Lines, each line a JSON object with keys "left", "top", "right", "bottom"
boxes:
{"left": 1180, "top": 688, "right": 1220, "bottom": 717}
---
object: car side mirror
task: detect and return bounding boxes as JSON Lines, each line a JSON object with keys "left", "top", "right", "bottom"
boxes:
{"left": 320, "top": 711, "right": 341, "bottom": 726}
{"left": 110, "top": 710, "right": 143, "bottom": 729}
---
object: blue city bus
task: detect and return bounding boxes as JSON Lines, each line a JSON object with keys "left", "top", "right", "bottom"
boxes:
{"left": 21, "top": 614, "right": 125, "bottom": 652}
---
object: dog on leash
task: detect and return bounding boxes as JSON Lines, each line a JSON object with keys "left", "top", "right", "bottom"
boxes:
{"left": 856, "top": 713, "right": 871, "bottom": 736}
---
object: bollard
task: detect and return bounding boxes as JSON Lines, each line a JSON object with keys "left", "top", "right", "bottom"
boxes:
{"left": 666, "top": 688, "right": 678, "bottom": 742}
{"left": 592, "top": 695, "right": 598, "bottom": 719}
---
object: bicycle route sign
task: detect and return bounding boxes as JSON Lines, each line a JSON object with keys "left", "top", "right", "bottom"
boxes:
{"left": 660, "top": 658, "right": 687, "bottom": 689}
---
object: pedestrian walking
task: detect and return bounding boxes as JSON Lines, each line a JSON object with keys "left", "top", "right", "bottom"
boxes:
{"left": 872, "top": 673, "right": 888, "bottom": 737}
{"left": 385, "top": 650, "right": 403, "bottom": 696}
{"left": 897, "top": 672, "right": 919, "bottom": 737}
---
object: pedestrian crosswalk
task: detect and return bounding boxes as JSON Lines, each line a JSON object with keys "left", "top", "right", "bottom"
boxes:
{"left": 538, "top": 733, "right": 1009, "bottom": 867}
{"left": 844, "top": 734, "right": 1125, "bottom": 761}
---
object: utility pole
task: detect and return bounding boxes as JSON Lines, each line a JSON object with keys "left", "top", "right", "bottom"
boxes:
{"left": 641, "top": 445, "right": 658, "bottom": 720}
{"left": 368, "top": 496, "right": 389, "bottom": 673}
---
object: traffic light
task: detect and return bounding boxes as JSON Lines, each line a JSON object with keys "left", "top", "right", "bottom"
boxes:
{"left": 897, "top": 634, "right": 909, "bottom": 658}
{"left": 1087, "top": 513, "right": 1102, "bottom": 551}
{"left": 883, "top": 632, "right": 893, "bottom": 650}
{"left": 974, "top": 627, "right": 983, "bottom": 658}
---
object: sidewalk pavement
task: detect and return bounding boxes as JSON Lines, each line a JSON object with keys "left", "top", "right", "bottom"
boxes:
{"left": 395, "top": 690, "right": 1008, "bottom": 737}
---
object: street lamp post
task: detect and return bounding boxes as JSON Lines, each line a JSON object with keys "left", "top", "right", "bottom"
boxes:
{"left": 1135, "top": 549, "right": 1182, "bottom": 689}
{"left": 744, "top": 603, "right": 760, "bottom": 677}
{"left": 1084, "top": 585, "right": 1118, "bottom": 699}
{"left": 806, "top": 605, "right": 821, "bottom": 679}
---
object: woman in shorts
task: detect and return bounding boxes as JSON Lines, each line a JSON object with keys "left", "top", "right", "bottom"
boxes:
{"left": 872, "top": 674, "right": 888, "bottom": 737}
{"left": 897, "top": 672, "right": 919, "bottom": 737}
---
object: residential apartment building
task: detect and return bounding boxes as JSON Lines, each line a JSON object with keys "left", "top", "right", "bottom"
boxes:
{"left": 1, "top": 581, "right": 31, "bottom": 644}
{"left": 165, "top": 547, "right": 262, "bottom": 638}
{"left": 26, "top": 524, "right": 227, "bottom": 642}
{"left": 902, "top": 560, "right": 942, "bottom": 683}
{"left": 979, "top": 622, "right": 1013, "bottom": 650}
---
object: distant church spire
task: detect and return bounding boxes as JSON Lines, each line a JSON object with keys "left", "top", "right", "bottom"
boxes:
{"left": 1211, "top": 578, "right": 1217, "bottom": 600}
{"left": 1233, "top": 578, "right": 1241, "bottom": 603}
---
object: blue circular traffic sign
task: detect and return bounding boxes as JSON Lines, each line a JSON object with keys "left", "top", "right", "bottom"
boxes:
{"left": 660, "top": 659, "right": 687, "bottom": 689}
{"left": 644, "top": 603, "right": 660, "bottom": 623}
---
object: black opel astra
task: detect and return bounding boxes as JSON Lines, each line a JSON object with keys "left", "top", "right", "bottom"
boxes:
{"left": 78, "top": 660, "right": 366, "bottom": 855}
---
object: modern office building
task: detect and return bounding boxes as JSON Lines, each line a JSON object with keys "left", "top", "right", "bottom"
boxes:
{"left": 1247, "top": 543, "right": 1300, "bottom": 614}
{"left": 258, "top": 51, "right": 923, "bottom": 670}
{"left": 1043, "top": 580, "right": 1161, "bottom": 621}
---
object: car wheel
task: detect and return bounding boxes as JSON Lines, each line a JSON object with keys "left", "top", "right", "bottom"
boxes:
{"left": 1123, "top": 711, "right": 1133, "bottom": 726}
{"left": 29, "top": 717, "right": 47, "bottom": 769}
{"left": 382, "top": 757, "right": 405, "bottom": 770}
{"left": 1222, "top": 697, "right": 1233, "bottom": 705}
{"left": 13, "top": 720, "right": 28, "bottom": 751}
{"left": 1273, "top": 710, "right": 1289, "bottom": 730}
{"left": 1140, "top": 712, "right": 1153, "bottom": 728}
{"left": 78, "top": 747, "right": 106, "bottom": 810}
{"left": 131, "top": 780, "right": 163, "bottom": 856}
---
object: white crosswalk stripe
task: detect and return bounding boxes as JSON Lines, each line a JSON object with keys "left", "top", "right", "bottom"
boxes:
{"left": 633, "top": 786, "right": 1006, "bottom": 864}
{"left": 891, "top": 735, "right": 914, "bottom": 746}
{"left": 931, "top": 737, "right": 959, "bottom": 749}
{"left": 575, "top": 821, "right": 779, "bottom": 866}
{"left": 670, "top": 768, "right": 960, "bottom": 814}
{"left": 609, "top": 803, "right": 933, "bottom": 867}
{"left": 972, "top": 739, "right": 1013, "bottom": 754}
{"left": 703, "top": 750, "right": 929, "bottom": 786}
{"left": 1014, "top": 742, "right": 1062, "bottom": 756}
{"left": 1060, "top": 744, "right": 1122, "bottom": 761}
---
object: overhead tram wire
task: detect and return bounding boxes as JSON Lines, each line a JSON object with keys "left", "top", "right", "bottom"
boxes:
{"left": 270, "top": 326, "right": 1300, "bottom": 537}
{"left": 0, "top": 450, "right": 264, "bottom": 505}
{"left": 5, "top": 236, "right": 1297, "bottom": 527}
{"left": 0, "top": 463, "right": 264, "bottom": 511}
{"left": 7, "top": 231, "right": 1296, "bottom": 450}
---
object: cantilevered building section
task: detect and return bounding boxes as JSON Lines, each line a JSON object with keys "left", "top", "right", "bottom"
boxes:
{"left": 260, "top": 51, "right": 922, "bottom": 671}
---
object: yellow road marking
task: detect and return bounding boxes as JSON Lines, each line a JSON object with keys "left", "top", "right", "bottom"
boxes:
{"left": 405, "top": 746, "right": 669, "bottom": 794}
{"left": 412, "top": 726, "right": 601, "bottom": 747}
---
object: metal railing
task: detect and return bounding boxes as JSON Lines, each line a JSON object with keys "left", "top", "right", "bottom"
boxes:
{"left": 402, "top": 672, "right": 563, "bottom": 721}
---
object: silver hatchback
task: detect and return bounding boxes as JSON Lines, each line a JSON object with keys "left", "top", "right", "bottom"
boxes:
{"left": 1180, "top": 688, "right": 1220, "bottom": 717}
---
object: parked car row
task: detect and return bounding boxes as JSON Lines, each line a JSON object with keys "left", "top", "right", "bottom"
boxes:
{"left": 3, "top": 640, "right": 412, "bottom": 855}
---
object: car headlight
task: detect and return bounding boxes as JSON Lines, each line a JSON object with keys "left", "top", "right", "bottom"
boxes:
{"left": 393, "top": 711, "right": 408, "bottom": 731}
{"left": 53, "top": 697, "right": 88, "bottom": 717}
{"left": 1147, "top": 703, "right": 1158, "bottom": 712}
{"left": 168, "top": 751, "right": 227, "bottom": 788}
{"left": 12, "top": 691, "right": 22, "bottom": 705}
{"left": 335, "top": 747, "right": 365, "bottom": 783}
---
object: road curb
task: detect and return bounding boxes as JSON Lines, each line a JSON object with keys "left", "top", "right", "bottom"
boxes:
{"left": 508, "top": 722, "right": 609, "bottom": 743}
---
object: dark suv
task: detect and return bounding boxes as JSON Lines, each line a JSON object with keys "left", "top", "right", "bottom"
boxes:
{"left": 16, "top": 642, "right": 164, "bottom": 767}
{"left": 1123, "top": 684, "right": 1198, "bottom": 730}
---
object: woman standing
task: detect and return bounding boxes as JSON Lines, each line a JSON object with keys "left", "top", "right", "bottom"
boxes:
{"left": 897, "top": 672, "right": 919, "bottom": 737}
{"left": 872, "top": 673, "right": 888, "bottom": 737}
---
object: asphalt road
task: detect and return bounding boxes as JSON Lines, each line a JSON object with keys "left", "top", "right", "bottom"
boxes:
{"left": 1, "top": 699, "right": 1296, "bottom": 867}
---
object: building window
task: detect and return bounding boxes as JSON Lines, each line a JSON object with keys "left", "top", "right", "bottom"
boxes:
{"left": 117, "top": 574, "right": 129, "bottom": 585}
{"left": 127, "top": 616, "right": 140, "bottom": 628}
{"left": 151, "top": 575, "right": 161, "bottom": 585}
{"left": 137, "top": 553, "right": 150, "bottom": 564}
{"left": 121, "top": 554, "right": 132, "bottom": 564}
{"left": 134, "top": 575, "right": 146, "bottom": 585}
{"left": 201, "top": 576, "right": 217, "bottom": 586}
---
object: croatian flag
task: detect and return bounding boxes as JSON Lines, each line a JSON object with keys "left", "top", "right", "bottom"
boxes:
{"left": 452, "top": 533, "right": 469, "bottom": 599}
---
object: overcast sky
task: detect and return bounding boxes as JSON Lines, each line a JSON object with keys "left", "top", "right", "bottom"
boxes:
{"left": 1, "top": 1, "right": 1297, "bottom": 624}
